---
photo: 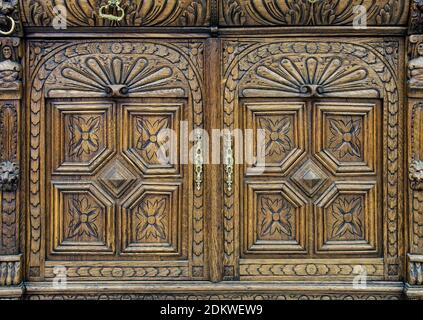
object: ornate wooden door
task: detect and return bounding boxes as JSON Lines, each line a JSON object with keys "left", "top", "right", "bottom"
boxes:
{"left": 26, "top": 40, "right": 208, "bottom": 282}
{"left": 222, "top": 39, "right": 404, "bottom": 282}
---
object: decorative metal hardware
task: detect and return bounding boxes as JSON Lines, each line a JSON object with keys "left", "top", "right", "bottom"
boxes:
{"left": 0, "top": 161, "right": 19, "bottom": 192}
{"left": 410, "top": 160, "right": 423, "bottom": 190}
{"left": 194, "top": 133, "right": 204, "bottom": 191}
{"left": 224, "top": 133, "right": 234, "bottom": 193}
{"left": 0, "top": 16, "right": 15, "bottom": 35}
{"left": 99, "top": 0, "right": 125, "bottom": 22}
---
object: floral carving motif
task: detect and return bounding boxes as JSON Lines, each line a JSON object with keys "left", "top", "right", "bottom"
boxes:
{"left": 136, "top": 198, "right": 167, "bottom": 241}
{"left": 68, "top": 197, "right": 100, "bottom": 239}
{"left": 68, "top": 116, "right": 101, "bottom": 157}
{"left": 260, "top": 197, "right": 293, "bottom": 238}
{"left": 328, "top": 117, "right": 362, "bottom": 159}
{"left": 136, "top": 117, "right": 169, "bottom": 163}
{"left": 260, "top": 117, "right": 292, "bottom": 157}
{"left": 330, "top": 197, "right": 363, "bottom": 239}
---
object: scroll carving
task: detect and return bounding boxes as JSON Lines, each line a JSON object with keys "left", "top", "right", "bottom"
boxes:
{"left": 219, "top": 0, "right": 409, "bottom": 26}
{"left": 20, "top": 0, "right": 210, "bottom": 27}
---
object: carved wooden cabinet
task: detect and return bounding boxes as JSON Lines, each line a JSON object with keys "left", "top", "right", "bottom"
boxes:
{"left": 0, "top": 0, "right": 422, "bottom": 300}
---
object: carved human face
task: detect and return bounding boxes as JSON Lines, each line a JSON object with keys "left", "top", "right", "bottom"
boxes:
{"left": 418, "top": 43, "right": 423, "bottom": 56}
{"left": 2, "top": 46, "right": 12, "bottom": 60}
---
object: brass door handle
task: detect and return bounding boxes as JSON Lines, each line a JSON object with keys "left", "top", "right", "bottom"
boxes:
{"left": 99, "top": 0, "right": 125, "bottom": 22}
{"left": 224, "top": 133, "right": 234, "bottom": 193}
{"left": 194, "top": 133, "right": 204, "bottom": 191}
{"left": 0, "top": 16, "right": 15, "bottom": 35}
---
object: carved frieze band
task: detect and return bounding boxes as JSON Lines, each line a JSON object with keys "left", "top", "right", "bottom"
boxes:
{"left": 19, "top": 0, "right": 413, "bottom": 28}
{"left": 220, "top": 0, "right": 409, "bottom": 26}
{"left": 26, "top": 292, "right": 401, "bottom": 300}
{"left": 240, "top": 260, "right": 384, "bottom": 280}
{"left": 20, "top": 0, "right": 211, "bottom": 27}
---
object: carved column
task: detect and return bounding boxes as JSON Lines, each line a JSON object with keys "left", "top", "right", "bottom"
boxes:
{"left": 0, "top": 0, "right": 23, "bottom": 299}
{"left": 406, "top": 0, "right": 423, "bottom": 300}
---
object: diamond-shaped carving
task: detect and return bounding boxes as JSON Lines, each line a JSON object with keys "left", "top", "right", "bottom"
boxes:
{"left": 292, "top": 160, "right": 328, "bottom": 197}
{"left": 99, "top": 159, "right": 137, "bottom": 198}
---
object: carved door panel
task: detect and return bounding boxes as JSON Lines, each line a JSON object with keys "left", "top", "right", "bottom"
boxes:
{"left": 27, "top": 40, "right": 207, "bottom": 281}
{"left": 222, "top": 39, "right": 404, "bottom": 281}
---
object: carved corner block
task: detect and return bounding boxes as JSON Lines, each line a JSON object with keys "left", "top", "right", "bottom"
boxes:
{"left": 0, "top": 254, "right": 22, "bottom": 286}
{"left": 407, "top": 254, "right": 423, "bottom": 299}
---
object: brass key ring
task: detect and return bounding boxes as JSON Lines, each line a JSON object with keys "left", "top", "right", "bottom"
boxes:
{"left": 99, "top": 0, "right": 125, "bottom": 22}
{"left": 0, "top": 16, "right": 16, "bottom": 35}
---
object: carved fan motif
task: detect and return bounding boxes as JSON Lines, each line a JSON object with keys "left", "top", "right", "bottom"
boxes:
{"left": 242, "top": 56, "right": 380, "bottom": 98}
{"left": 47, "top": 56, "right": 186, "bottom": 98}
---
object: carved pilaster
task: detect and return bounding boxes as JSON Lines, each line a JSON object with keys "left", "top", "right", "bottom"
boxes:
{"left": 0, "top": 0, "right": 23, "bottom": 299}
{"left": 406, "top": 11, "right": 423, "bottom": 296}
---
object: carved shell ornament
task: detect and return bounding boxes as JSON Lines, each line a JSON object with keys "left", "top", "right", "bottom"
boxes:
{"left": 46, "top": 55, "right": 186, "bottom": 98}
{"left": 241, "top": 56, "right": 380, "bottom": 98}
